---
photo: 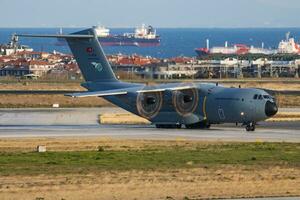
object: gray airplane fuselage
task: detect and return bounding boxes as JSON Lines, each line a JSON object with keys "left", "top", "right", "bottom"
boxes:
{"left": 84, "top": 81, "right": 275, "bottom": 126}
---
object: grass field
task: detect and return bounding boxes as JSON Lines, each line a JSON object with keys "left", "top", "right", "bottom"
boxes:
{"left": 0, "top": 142, "right": 299, "bottom": 176}
{"left": 0, "top": 139, "right": 299, "bottom": 199}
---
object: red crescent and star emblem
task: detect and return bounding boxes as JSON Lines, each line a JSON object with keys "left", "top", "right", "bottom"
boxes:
{"left": 86, "top": 47, "right": 93, "bottom": 53}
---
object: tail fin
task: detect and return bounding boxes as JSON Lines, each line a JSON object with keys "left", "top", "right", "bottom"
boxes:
{"left": 17, "top": 28, "right": 118, "bottom": 83}
{"left": 66, "top": 28, "right": 117, "bottom": 82}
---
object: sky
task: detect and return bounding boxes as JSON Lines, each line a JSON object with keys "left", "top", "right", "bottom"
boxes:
{"left": 1, "top": 0, "right": 300, "bottom": 28}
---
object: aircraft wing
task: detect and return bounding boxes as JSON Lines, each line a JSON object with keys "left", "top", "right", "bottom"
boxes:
{"left": 66, "top": 85, "right": 197, "bottom": 98}
{"left": 137, "top": 85, "right": 196, "bottom": 93}
{"left": 65, "top": 89, "right": 127, "bottom": 98}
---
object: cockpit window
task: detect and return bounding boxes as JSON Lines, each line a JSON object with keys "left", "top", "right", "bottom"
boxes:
{"left": 254, "top": 94, "right": 270, "bottom": 100}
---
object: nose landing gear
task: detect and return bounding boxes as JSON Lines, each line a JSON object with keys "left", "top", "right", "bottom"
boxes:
{"left": 245, "top": 122, "right": 256, "bottom": 132}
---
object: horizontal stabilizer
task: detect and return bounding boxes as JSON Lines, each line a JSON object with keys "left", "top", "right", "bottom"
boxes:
{"left": 16, "top": 34, "right": 93, "bottom": 39}
{"left": 65, "top": 89, "right": 128, "bottom": 98}
{"left": 137, "top": 85, "right": 196, "bottom": 93}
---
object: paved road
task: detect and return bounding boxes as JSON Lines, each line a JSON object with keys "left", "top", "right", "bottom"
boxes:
{"left": 0, "top": 108, "right": 299, "bottom": 142}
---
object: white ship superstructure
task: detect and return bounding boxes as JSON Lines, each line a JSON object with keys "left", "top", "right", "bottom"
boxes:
{"left": 278, "top": 32, "right": 300, "bottom": 54}
{"left": 0, "top": 34, "right": 33, "bottom": 56}
{"left": 134, "top": 24, "right": 157, "bottom": 39}
{"left": 92, "top": 25, "right": 110, "bottom": 37}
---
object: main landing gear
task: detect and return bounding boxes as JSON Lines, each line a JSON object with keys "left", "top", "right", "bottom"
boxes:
{"left": 155, "top": 124, "right": 182, "bottom": 129}
{"left": 245, "top": 122, "right": 256, "bottom": 132}
{"left": 185, "top": 121, "right": 211, "bottom": 129}
{"left": 155, "top": 121, "right": 211, "bottom": 129}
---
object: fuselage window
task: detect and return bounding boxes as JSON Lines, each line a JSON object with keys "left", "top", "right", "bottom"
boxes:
{"left": 253, "top": 94, "right": 258, "bottom": 99}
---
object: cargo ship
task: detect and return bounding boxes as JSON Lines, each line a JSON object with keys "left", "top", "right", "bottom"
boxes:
{"left": 195, "top": 40, "right": 276, "bottom": 56}
{"left": 56, "top": 24, "right": 160, "bottom": 47}
{"left": 195, "top": 32, "right": 300, "bottom": 56}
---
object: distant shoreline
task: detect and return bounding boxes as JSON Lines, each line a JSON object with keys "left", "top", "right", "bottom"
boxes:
{"left": 2, "top": 27, "right": 300, "bottom": 29}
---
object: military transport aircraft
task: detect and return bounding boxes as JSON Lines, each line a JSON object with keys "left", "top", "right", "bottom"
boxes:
{"left": 17, "top": 27, "right": 278, "bottom": 131}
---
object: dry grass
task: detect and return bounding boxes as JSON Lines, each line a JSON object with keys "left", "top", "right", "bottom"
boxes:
{"left": 0, "top": 138, "right": 214, "bottom": 152}
{"left": 273, "top": 112, "right": 300, "bottom": 118}
{"left": 0, "top": 138, "right": 299, "bottom": 200}
{"left": 0, "top": 94, "right": 112, "bottom": 108}
{"left": 223, "top": 82, "right": 300, "bottom": 91}
{"left": 276, "top": 94, "right": 300, "bottom": 108}
{"left": 99, "top": 113, "right": 150, "bottom": 124}
{"left": 267, "top": 112, "right": 300, "bottom": 121}
{"left": 0, "top": 167, "right": 299, "bottom": 200}
{"left": 0, "top": 82, "right": 83, "bottom": 91}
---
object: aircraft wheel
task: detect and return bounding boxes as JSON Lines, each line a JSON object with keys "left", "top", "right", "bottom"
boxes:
{"left": 175, "top": 124, "right": 182, "bottom": 129}
{"left": 185, "top": 121, "right": 210, "bottom": 129}
{"left": 245, "top": 122, "right": 255, "bottom": 132}
{"left": 155, "top": 124, "right": 182, "bottom": 129}
{"left": 155, "top": 124, "right": 162, "bottom": 128}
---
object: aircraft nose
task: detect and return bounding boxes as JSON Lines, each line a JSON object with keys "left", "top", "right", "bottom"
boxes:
{"left": 265, "top": 101, "right": 278, "bottom": 117}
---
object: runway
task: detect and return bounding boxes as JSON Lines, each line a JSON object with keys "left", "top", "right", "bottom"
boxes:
{"left": 0, "top": 108, "right": 299, "bottom": 142}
